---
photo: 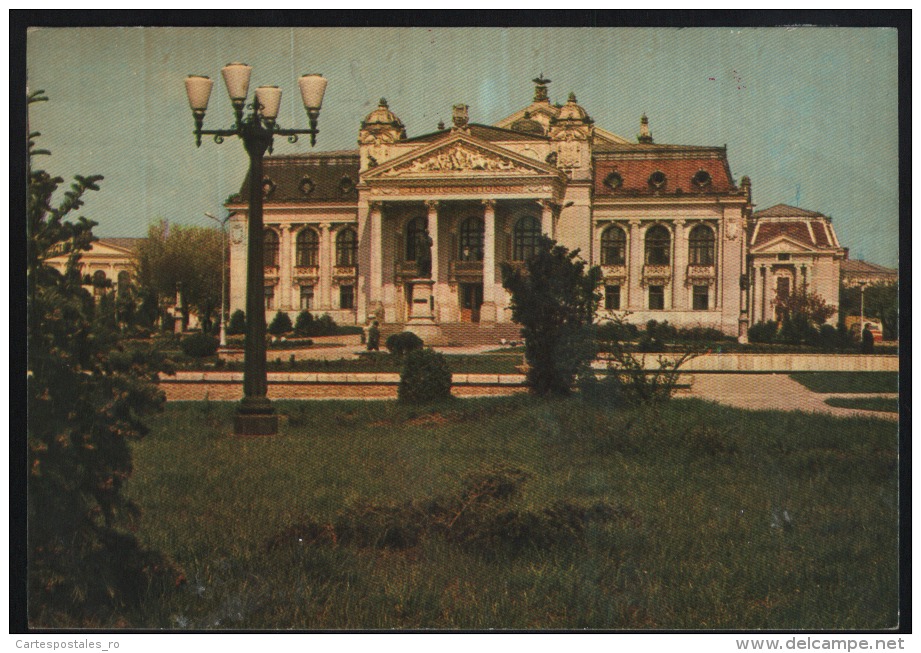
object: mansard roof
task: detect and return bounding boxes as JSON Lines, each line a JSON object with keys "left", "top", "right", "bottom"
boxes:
{"left": 752, "top": 203, "right": 826, "bottom": 219}
{"left": 593, "top": 145, "right": 738, "bottom": 197}
{"left": 236, "top": 150, "right": 361, "bottom": 204}
{"left": 749, "top": 206, "right": 841, "bottom": 252}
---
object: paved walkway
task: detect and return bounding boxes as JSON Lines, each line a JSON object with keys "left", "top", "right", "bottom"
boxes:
{"left": 686, "top": 373, "right": 899, "bottom": 421}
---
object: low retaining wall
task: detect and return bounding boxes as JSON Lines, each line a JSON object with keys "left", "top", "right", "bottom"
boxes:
{"left": 594, "top": 353, "right": 898, "bottom": 372}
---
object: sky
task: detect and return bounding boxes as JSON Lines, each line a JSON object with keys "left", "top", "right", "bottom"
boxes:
{"left": 26, "top": 26, "right": 899, "bottom": 267}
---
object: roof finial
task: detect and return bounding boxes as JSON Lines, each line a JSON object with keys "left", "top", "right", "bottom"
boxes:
{"left": 638, "top": 113, "right": 653, "bottom": 144}
{"left": 532, "top": 73, "right": 551, "bottom": 102}
{"left": 568, "top": 92, "right": 577, "bottom": 103}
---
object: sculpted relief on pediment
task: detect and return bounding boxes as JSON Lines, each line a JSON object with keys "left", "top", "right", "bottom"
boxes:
{"left": 380, "top": 143, "right": 532, "bottom": 177}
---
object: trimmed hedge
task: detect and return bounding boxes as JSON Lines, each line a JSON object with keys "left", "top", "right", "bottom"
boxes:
{"left": 398, "top": 348, "right": 452, "bottom": 404}
{"left": 386, "top": 331, "right": 424, "bottom": 356}
{"left": 180, "top": 332, "right": 219, "bottom": 358}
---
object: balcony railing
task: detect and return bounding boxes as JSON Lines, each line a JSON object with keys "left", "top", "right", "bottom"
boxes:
{"left": 642, "top": 264, "right": 671, "bottom": 286}
{"left": 686, "top": 264, "right": 716, "bottom": 280}
{"left": 293, "top": 265, "right": 320, "bottom": 279}
{"left": 333, "top": 265, "right": 358, "bottom": 279}
{"left": 449, "top": 259, "right": 484, "bottom": 282}
{"left": 600, "top": 264, "right": 627, "bottom": 280}
{"left": 264, "top": 265, "right": 279, "bottom": 278}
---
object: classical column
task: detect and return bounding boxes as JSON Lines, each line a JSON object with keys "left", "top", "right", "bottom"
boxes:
{"left": 540, "top": 199, "right": 554, "bottom": 239}
{"left": 369, "top": 201, "right": 383, "bottom": 311}
{"left": 672, "top": 219, "right": 687, "bottom": 310}
{"left": 279, "top": 225, "right": 294, "bottom": 310}
{"left": 760, "top": 265, "right": 767, "bottom": 322}
{"left": 318, "top": 222, "right": 331, "bottom": 310}
{"left": 481, "top": 199, "right": 498, "bottom": 323}
{"left": 426, "top": 200, "right": 440, "bottom": 282}
{"left": 628, "top": 220, "right": 644, "bottom": 309}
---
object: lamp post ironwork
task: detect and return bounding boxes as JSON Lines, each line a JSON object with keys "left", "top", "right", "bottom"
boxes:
{"left": 186, "top": 63, "right": 327, "bottom": 435}
{"left": 204, "top": 211, "right": 230, "bottom": 347}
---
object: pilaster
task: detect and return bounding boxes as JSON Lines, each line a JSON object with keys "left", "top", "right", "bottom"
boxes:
{"left": 628, "top": 220, "right": 643, "bottom": 309}
{"left": 481, "top": 199, "right": 498, "bottom": 323}
{"left": 369, "top": 201, "right": 383, "bottom": 312}
{"left": 318, "top": 222, "right": 332, "bottom": 310}
{"left": 673, "top": 219, "right": 687, "bottom": 310}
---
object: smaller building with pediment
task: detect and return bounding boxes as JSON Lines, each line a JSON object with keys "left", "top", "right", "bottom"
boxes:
{"left": 746, "top": 204, "right": 845, "bottom": 323}
{"left": 45, "top": 237, "right": 142, "bottom": 296}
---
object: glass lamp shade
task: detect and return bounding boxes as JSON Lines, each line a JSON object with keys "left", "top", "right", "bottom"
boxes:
{"left": 185, "top": 75, "right": 213, "bottom": 112}
{"left": 254, "top": 86, "right": 282, "bottom": 120}
{"left": 298, "top": 74, "right": 328, "bottom": 111}
{"left": 221, "top": 62, "right": 252, "bottom": 102}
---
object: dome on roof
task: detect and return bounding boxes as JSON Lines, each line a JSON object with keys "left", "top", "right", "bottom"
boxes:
{"left": 556, "top": 92, "right": 591, "bottom": 123}
{"left": 362, "top": 98, "right": 404, "bottom": 128}
{"left": 510, "top": 111, "right": 545, "bottom": 135}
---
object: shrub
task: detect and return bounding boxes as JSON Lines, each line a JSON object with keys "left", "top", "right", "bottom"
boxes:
{"left": 227, "top": 309, "right": 246, "bottom": 335}
{"left": 294, "top": 310, "right": 313, "bottom": 336}
{"left": 747, "top": 320, "right": 778, "bottom": 343}
{"left": 816, "top": 323, "right": 840, "bottom": 350}
{"left": 676, "top": 326, "right": 730, "bottom": 342}
{"left": 645, "top": 319, "right": 678, "bottom": 342}
{"left": 386, "top": 331, "right": 424, "bottom": 356}
{"left": 398, "top": 348, "right": 452, "bottom": 403}
{"left": 180, "top": 332, "right": 219, "bottom": 358}
{"left": 595, "top": 320, "right": 639, "bottom": 342}
{"left": 313, "top": 313, "right": 338, "bottom": 336}
{"left": 268, "top": 311, "right": 293, "bottom": 336}
{"left": 637, "top": 334, "right": 666, "bottom": 353}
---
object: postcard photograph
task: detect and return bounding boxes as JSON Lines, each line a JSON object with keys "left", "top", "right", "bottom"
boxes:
{"left": 24, "top": 24, "right": 901, "bottom": 631}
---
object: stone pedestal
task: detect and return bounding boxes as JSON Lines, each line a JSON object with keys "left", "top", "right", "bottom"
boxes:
{"left": 404, "top": 278, "right": 443, "bottom": 343}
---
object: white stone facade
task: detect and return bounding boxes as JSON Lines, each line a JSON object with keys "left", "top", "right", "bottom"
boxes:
{"left": 224, "top": 78, "right": 838, "bottom": 339}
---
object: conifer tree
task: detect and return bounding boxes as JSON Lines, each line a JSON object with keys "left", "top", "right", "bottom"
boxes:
{"left": 27, "top": 90, "right": 176, "bottom": 623}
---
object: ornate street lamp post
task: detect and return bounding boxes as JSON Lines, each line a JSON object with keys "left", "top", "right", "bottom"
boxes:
{"left": 186, "top": 64, "right": 327, "bottom": 435}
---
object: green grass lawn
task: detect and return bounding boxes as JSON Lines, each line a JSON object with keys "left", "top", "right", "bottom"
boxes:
{"left": 789, "top": 372, "right": 899, "bottom": 394}
{"left": 824, "top": 397, "right": 899, "bottom": 413}
{"left": 118, "top": 396, "right": 898, "bottom": 630}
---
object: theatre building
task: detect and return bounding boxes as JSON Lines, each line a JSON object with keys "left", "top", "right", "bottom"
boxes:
{"left": 226, "top": 76, "right": 756, "bottom": 340}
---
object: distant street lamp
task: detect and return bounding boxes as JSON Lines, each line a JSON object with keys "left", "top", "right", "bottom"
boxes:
{"left": 204, "top": 211, "right": 230, "bottom": 347}
{"left": 859, "top": 281, "right": 868, "bottom": 331}
{"left": 186, "top": 64, "right": 327, "bottom": 435}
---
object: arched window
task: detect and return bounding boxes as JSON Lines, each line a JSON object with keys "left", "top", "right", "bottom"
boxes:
{"left": 513, "top": 216, "right": 541, "bottom": 261}
{"left": 296, "top": 228, "right": 319, "bottom": 267}
{"left": 405, "top": 217, "right": 428, "bottom": 262}
{"left": 336, "top": 228, "right": 358, "bottom": 267}
{"left": 688, "top": 224, "right": 715, "bottom": 265}
{"left": 92, "top": 270, "right": 108, "bottom": 288}
{"left": 264, "top": 229, "right": 279, "bottom": 267}
{"left": 644, "top": 225, "right": 670, "bottom": 265}
{"left": 601, "top": 225, "right": 626, "bottom": 265}
{"left": 459, "top": 217, "right": 484, "bottom": 261}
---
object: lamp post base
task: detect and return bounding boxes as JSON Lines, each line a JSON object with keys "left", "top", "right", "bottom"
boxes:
{"left": 234, "top": 397, "right": 278, "bottom": 436}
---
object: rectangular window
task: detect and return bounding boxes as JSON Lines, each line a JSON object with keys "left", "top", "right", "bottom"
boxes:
{"left": 605, "top": 284, "right": 621, "bottom": 310}
{"left": 648, "top": 285, "right": 665, "bottom": 310}
{"left": 777, "top": 253, "right": 791, "bottom": 261}
{"left": 300, "top": 285, "right": 314, "bottom": 310}
{"left": 264, "top": 285, "right": 275, "bottom": 311}
{"left": 776, "top": 277, "right": 790, "bottom": 299}
{"left": 692, "top": 284, "right": 709, "bottom": 310}
{"left": 339, "top": 285, "right": 355, "bottom": 310}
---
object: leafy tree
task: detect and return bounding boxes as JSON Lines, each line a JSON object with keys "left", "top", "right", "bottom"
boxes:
{"left": 27, "top": 90, "right": 176, "bottom": 623}
{"left": 135, "top": 219, "right": 225, "bottom": 332}
{"left": 840, "top": 282, "right": 898, "bottom": 340}
{"left": 773, "top": 288, "right": 837, "bottom": 345}
{"left": 501, "top": 236, "right": 602, "bottom": 396}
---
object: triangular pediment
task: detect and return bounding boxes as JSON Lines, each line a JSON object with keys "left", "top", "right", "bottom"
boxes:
{"left": 363, "top": 132, "right": 561, "bottom": 181}
{"left": 751, "top": 235, "right": 819, "bottom": 254}
{"left": 46, "top": 241, "right": 135, "bottom": 263}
